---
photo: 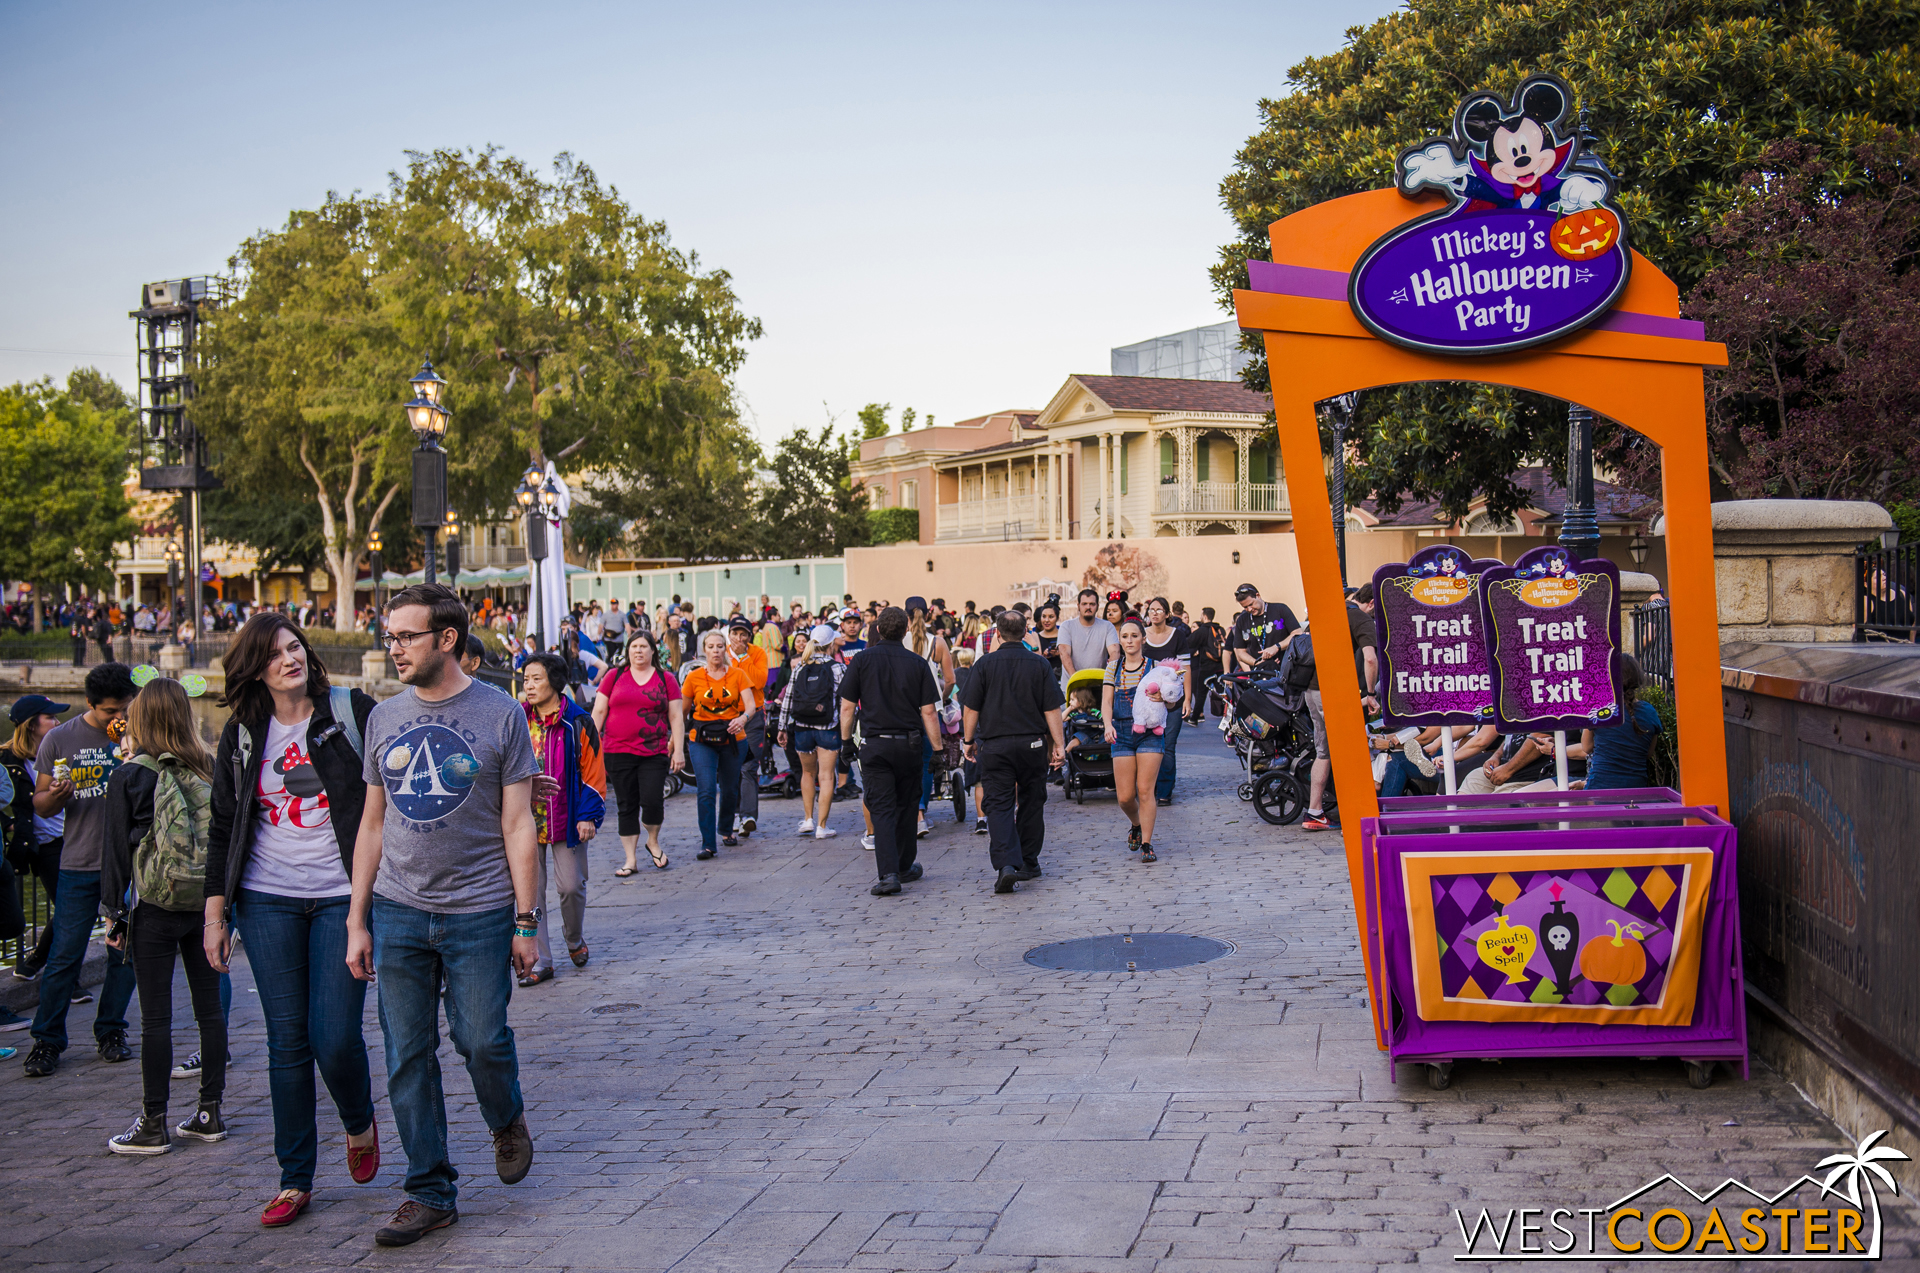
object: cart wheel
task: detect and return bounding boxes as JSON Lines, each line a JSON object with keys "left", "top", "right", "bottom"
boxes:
{"left": 784, "top": 775, "right": 800, "bottom": 798}
{"left": 1237, "top": 782, "right": 1254, "bottom": 802}
{"left": 1686, "top": 1061, "right": 1715, "bottom": 1090}
{"left": 1253, "top": 773, "right": 1303, "bottom": 826}
{"left": 667, "top": 772, "right": 684, "bottom": 797}
{"left": 1427, "top": 1062, "right": 1454, "bottom": 1091}
{"left": 951, "top": 771, "right": 967, "bottom": 824}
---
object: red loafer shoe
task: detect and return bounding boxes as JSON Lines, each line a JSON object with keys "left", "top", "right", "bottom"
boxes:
{"left": 347, "top": 1117, "right": 380, "bottom": 1184}
{"left": 261, "top": 1189, "right": 312, "bottom": 1227}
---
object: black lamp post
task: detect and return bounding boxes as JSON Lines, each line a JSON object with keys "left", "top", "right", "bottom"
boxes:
{"left": 367, "top": 529, "right": 384, "bottom": 634}
{"left": 1321, "top": 392, "right": 1357, "bottom": 588}
{"left": 515, "top": 468, "right": 546, "bottom": 646}
{"left": 406, "top": 359, "right": 450, "bottom": 585}
{"left": 444, "top": 510, "right": 461, "bottom": 588}
{"left": 163, "top": 541, "right": 181, "bottom": 627}
{"left": 1558, "top": 401, "right": 1601, "bottom": 559}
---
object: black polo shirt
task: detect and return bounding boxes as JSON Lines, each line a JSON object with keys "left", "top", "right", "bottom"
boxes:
{"left": 960, "top": 641, "right": 1066, "bottom": 740}
{"left": 837, "top": 640, "right": 938, "bottom": 733}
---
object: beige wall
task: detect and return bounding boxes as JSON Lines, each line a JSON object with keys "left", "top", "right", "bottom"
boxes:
{"left": 845, "top": 530, "right": 1668, "bottom": 620}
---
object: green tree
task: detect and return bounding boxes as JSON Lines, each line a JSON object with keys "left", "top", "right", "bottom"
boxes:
{"left": 761, "top": 423, "right": 870, "bottom": 558}
{"left": 583, "top": 416, "right": 766, "bottom": 563}
{"left": 0, "top": 383, "right": 137, "bottom": 628}
{"left": 64, "top": 367, "right": 136, "bottom": 435}
{"left": 1215, "top": 0, "right": 1920, "bottom": 519}
{"left": 867, "top": 507, "right": 920, "bottom": 544}
{"left": 194, "top": 148, "right": 762, "bottom": 627}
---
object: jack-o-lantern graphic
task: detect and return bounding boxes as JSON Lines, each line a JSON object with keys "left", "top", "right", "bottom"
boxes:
{"left": 1551, "top": 207, "right": 1622, "bottom": 261}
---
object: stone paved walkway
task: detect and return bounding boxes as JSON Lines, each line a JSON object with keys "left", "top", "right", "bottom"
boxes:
{"left": 4, "top": 726, "right": 1914, "bottom": 1271}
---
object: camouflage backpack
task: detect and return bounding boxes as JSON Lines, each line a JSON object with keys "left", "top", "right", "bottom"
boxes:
{"left": 130, "top": 753, "right": 212, "bottom": 913}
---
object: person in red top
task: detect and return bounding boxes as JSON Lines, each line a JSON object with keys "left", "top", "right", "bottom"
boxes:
{"left": 591, "top": 631, "right": 684, "bottom": 875}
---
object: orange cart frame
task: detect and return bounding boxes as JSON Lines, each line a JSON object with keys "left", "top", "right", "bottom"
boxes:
{"left": 1233, "top": 188, "right": 1729, "bottom": 1049}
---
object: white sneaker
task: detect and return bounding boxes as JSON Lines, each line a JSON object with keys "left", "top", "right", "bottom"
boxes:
{"left": 860, "top": 834, "right": 876, "bottom": 852}
{"left": 1403, "top": 738, "right": 1438, "bottom": 778}
{"left": 740, "top": 816, "right": 756, "bottom": 835}
{"left": 916, "top": 816, "right": 932, "bottom": 838}
{"left": 814, "top": 825, "right": 838, "bottom": 840}
{"left": 798, "top": 819, "right": 815, "bottom": 835}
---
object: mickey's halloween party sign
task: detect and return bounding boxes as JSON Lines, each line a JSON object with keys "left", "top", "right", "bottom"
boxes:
{"left": 1348, "top": 73, "right": 1631, "bottom": 354}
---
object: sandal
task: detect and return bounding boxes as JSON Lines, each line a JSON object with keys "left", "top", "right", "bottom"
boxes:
{"left": 517, "top": 967, "right": 554, "bottom": 988}
{"left": 569, "top": 943, "right": 590, "bottom": 968}
{"left": 1140, "top": 842, "right": 1157, "bottom": 863}
{"left": 648, "top": 845, "right": 669, "bottom": 869}
{"left": 1127, "top": 824, "right": 1142, "bottom": 851}
{"left": 614, "top": 865, "right": 638, "bottom": 878}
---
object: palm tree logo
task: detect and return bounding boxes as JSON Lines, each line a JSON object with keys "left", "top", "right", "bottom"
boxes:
{"left": 1816, "top": 1130, "right": 1910, "bottom": 1259}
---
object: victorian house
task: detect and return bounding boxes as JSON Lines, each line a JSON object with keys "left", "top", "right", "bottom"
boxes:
{"left": 853, "top": 373, "right": 1284, "bottom": 545}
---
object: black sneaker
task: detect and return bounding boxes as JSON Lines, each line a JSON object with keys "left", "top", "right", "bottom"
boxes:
{"left": 1015, "top": 865, "right": 1043, "bottom": 881}
{"left": 374, "top": 1200, "right": 458, "bottom": 1247}
{"left": 108, "top": 1114, "right": 171, "bottom": 1156}
{"left": 974, "top": 818, "right": 988, "bottom": 835}
{"left": 0, "top": 1006, "right": 29, "bottom": 1033}
{"left": 870, "top": 874, "right": 901, "bottom": 897}
{"left": 994, "top": 866, "right": 1020, "bottom": 894}
{"left": 97, "top": 1030, "right": 134, "bottom": 1063}
{"left": 71, "top": 991, "right": 93, "bottom": 1004}
{"left": 171, "top": 1051, "right": 202, "bottom": 1080}
{"left": 899, "top": 863, "right": 923, "bottom": 883}
{"left": 10, "top": 962, "right": 39, "bottom": 982}
{"left": 22, "top": 1040, "right": 57, "bottom": 1077}
{"left": 176, "top": 1104, "right": 227, "bottom": 1142}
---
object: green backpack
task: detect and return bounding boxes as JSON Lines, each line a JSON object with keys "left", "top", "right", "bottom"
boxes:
{"left": 130, "top": 753, "right": 213, "bottom": 913}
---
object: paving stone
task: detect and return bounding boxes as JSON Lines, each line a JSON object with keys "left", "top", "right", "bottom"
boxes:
{"left": 2, "top": 727, "right": 1912, "bottom": 1271}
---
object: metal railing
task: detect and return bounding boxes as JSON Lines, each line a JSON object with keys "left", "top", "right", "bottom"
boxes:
{"left": 1631, "top": 598, "right": 1672, "bottom": 692}
{"left": 935, "top": 497, "right": 1052, "bottom": 542}
{"left": 3, "top": 871, "right": 57, "bottom": 976}
{"left": 1152, "top": 481, "right": 1288, "bottom": 515}
{"left": 1856, "top": 540, "right": 1918, "bottom": 643}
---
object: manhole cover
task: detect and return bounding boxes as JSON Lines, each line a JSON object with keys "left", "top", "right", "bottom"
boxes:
{"left": 585, "top": 1003, "right": 647, "bottom": 1016}
{"left": 1023, "top": 933, "right": 1235, "bottom": 972}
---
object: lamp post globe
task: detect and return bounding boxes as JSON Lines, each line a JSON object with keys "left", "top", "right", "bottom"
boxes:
{"left": 405, "top": 359, "right": 451, "bottom": 583}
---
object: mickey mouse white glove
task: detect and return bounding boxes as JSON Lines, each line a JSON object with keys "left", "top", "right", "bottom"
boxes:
{"left": 1400, "top": 143, "right": 1471, "bottom": 193}
{"left": 1552, "top": 174, "right": 1607, "bottom": 214}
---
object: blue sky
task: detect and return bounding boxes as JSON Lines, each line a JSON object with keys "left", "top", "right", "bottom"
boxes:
{"left": 0, "top": 0, "right": 1394, "bottom": 446}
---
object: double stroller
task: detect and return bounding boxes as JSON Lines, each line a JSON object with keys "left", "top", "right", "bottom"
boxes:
{"left": 1061, "top": 668, "right": 1116, "bottom": 803}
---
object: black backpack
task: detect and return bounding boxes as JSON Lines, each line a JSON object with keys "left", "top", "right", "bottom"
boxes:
{"left": 790, "top": 662, "right": 837, "bottom": 725}
{"left": 1279, "top": 629, "right": 1316, "bottom": 690}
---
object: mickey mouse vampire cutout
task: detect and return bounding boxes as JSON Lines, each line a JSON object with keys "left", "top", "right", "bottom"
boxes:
{"left": 1348, "top": 73, "right": 1631, "bottom": 355}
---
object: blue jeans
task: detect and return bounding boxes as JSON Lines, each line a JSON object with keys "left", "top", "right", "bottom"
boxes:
{"left": 30, "top": 870, "right": 137, "bottom": 1051}
{"left": 1154, "top": 709, "right": 1183, "bottom": 800}
{"left": 918, "top": 735, "right": 934, "bottom": 811}
{"left": 371, "top": 896, "right": 523, "bottom": 1211}
{"left": 1378, "top": 753, "right": 1421, "bottom": 798}
{"left": 235, "top": 891, "right": 375, "bottom": 1192}
{"left": 688, "top": 738, "right": 742, "bottom": 850}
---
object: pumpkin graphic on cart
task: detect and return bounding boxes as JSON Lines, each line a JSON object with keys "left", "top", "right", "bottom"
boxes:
{"left": 1579, "top": 920, "right": 1647, "bottom": 987}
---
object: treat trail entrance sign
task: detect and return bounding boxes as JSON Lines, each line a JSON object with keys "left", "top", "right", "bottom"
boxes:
{"left": 1230, "top": 70, "right": 1736, "bottom": 1074}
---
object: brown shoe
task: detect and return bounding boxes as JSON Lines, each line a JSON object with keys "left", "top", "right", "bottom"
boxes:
{"left": 373, "top": 1199, "right": 457, "bottom": 1247}
{"left": 493, "top": 1114, "right": 533, "bottom": 1184}
{"left": 569, "top": 943, "right": 589, "bottom": 968}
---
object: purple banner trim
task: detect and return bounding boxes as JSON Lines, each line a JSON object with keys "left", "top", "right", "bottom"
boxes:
{"left": 1249, "top": 257, "right": 1710, "bottom": 343}
{"left": 1590, "top": 309, "right": 1707, "bottom": 341}
{"left": 1245, "top": 260, "right": 1349, "bottom": 301}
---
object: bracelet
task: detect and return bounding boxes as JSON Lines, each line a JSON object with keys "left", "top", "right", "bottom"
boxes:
{"left": 513, "top": 926, "right": 538, "bottom": 938}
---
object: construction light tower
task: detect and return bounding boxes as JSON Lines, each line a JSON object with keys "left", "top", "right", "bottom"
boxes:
{"left": 131, "top": 277, "right": 228, "bottom": 632}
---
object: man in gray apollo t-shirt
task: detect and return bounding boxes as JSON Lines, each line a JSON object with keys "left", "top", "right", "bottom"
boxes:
{"left": 1057, "top": 587, "right": 1120, "bottom": 685}
{"left": 346, "top": 584, "right": 541, "bottom": 1248}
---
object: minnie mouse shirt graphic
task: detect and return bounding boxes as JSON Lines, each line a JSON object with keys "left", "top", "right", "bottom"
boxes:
{"left": 242, "top": 714, "right": 352, "bottom": 897}
{"left": 1347, "top": 72, "right": 1632, "bottom": 356}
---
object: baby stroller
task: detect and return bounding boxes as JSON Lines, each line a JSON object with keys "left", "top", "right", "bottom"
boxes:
{"left": 925, "top": 694, "right": 969, "bottom": 823}
{"left": 1062, "top": 668, "right": 1116, "bottom": 803}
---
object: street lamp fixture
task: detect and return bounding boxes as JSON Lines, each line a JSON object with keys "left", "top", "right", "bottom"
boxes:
{"left": 1628, "top": 533, "right": 1649, "bottom": 567}
{"left": 406, "top": 359, "right": 451, "bottom": 583}
{"left": 444, "top": 510, "right": 461, "bottom": 583}
{"left": 366, "top": 529, "right": 385, "bottom": 630}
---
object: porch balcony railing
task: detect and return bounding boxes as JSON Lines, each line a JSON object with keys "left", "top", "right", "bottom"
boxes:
{"left": 1153, "top": 481, "right": 1288, "bottom": 516}
{"left": 936, "top": 496, "right": 1051, "bottom": 541}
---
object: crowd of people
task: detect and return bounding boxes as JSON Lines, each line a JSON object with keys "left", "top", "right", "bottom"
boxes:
{"left": 0, "top": 571, "right": 1667, "bottom": 1250}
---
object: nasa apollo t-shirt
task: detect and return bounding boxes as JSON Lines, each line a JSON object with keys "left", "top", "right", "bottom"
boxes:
{"left": 363, "top": 678, "right": 540, "bottom": 914}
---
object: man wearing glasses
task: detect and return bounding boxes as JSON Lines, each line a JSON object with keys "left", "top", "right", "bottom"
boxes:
{"left": 344, "top": 583, "right": 542, "bottom": 1248}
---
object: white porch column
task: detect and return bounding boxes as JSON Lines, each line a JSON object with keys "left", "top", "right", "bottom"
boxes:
{"left": 1236, "top": 431, "right": 1253, "bottom": 513}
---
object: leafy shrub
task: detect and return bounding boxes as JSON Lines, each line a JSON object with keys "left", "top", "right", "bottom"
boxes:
{"left": 867, "top": 507, "right": 921, "bottom": 544}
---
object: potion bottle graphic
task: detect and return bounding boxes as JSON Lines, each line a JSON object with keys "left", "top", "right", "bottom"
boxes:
{"left": 1541, "top": 882, "right": 1580, "bottom": 995}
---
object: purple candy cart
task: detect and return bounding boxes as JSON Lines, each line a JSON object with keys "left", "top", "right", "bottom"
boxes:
{"left": 1362, "top": 789, "right": 1746, "bottom": 1091}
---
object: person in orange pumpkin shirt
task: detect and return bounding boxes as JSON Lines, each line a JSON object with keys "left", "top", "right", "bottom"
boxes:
{"left": 682, "top": 629, "right": 756, "bottom": 860}
{"left": 724, "top": 618, "right": 770, "bottom": 838}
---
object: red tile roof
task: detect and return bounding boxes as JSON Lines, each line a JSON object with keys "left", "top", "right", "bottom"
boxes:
{"left": 1075, "top": 375, "right": 1270, "bottom": 414}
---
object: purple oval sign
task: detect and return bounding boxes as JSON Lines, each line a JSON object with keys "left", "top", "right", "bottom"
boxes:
{"left": 1349, "top": 73, "right": 1632, "bottom": 356}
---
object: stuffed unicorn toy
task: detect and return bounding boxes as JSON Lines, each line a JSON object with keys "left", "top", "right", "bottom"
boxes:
{"left": 1131, "top": 665, "right": 1185, "bottom": 735}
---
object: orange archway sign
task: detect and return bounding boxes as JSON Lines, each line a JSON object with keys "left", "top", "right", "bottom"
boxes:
{"left": 1234, "top": 188, "right": 1730, "bottom": 1050}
